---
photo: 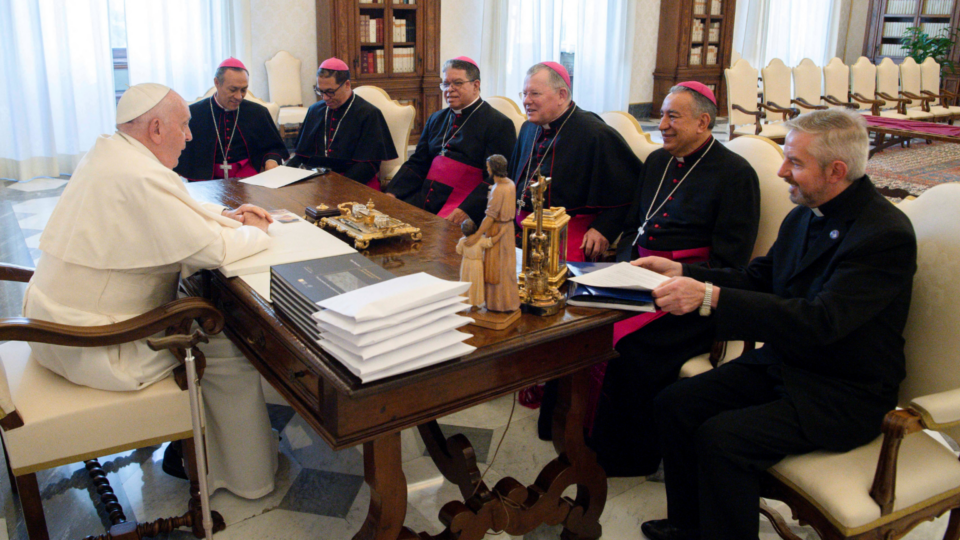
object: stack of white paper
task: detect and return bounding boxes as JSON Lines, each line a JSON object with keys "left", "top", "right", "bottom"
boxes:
{"left": 220, "top": 217, "right": 356, "bottom": 277}
{"left": 313, "top": 273, "right": 475, "bottom": 383}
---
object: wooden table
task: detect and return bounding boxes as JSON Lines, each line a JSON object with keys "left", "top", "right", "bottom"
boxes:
{"left": 864, "top": 115, "right": 960, "bottom": 157}
{"left": 186, "top": 174, "right": 621, "bottom": 540}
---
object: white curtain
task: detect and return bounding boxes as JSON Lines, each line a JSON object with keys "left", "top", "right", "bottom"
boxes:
{"left": 0, "top": 0, "right": 116, "bottom": 182}
{"left": 572, "top": 0, "right": 635, "bottom": 113}
{"left": 734, "top": 0, "right": 842, "bottom": 69}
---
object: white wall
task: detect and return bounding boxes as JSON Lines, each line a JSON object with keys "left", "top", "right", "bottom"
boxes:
{"left": 630, "top": 0, "right": 662, "bottom": 104}
{"left": 248, "top": 0, "right": 318, "bottom": 107}
{"left": 844, "top": 0, "right": 870, "bottom": 64}
{"left": 440, "top": 1, "right": 484, "bottom": 71}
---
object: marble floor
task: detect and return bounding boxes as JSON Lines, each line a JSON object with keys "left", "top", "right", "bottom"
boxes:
{"left": 0, "top": 134, "right": 955, "bottom": 540}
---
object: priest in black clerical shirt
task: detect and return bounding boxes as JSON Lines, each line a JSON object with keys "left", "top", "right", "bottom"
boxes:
{"left": 385, "top": 56, "right": 516, "bottom": 226}
{"left": 286, "top": 58, "right": 398, "bottom": 189}
{"left": 510, "top": 62, "right": 641, "bottom": 263}
{"left": 174, "top": 58, "right": 288, "bottom": 181}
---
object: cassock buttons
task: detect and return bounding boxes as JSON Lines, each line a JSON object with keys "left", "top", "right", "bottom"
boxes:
{"left": 673, "top": 179, "right": 679, "bottom": 183}
{"left": 663, "top": 212, "right": 668, "bottom": 217}
{"left": 654, "top": 224, "right": 660, "bottom": 228}
{"left": 668, "top": 196, "right": 674, "bottom": 200}
{"left": 830, "top": 230, "right": 840, "bottom": 239}
{"left": 649, "top": 236, "right": 654, "bottom": 241}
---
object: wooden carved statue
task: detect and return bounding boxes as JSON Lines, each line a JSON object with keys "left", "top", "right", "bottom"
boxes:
{"left": 456, "top": 219, "right": 492, "bottom": 308}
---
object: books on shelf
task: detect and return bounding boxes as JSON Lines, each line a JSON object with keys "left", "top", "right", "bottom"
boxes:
{"left": 566, "top": 262, "right": 657, "bottom": 312}
{"left": 394, "top": 47, "right": 415, "bottom": 73}
{"left": 360, "top": 50, "right": 386, "bottom": 74}
{"left": 392, "top": 0, "right": 416, "bottom": 4}
{"left": 880, "top": 43, "right": 907, "bottom": 56}
{"left": 923, "top": 0, "right": 954, "bottom": 15}
{"left": 360, "top": 16, "right": 383, "bottom": 43}
{"left": 314, "top": 272, "right": 474, "bottom": 383}
{"left": 886, "top": 0, "right": 918, "bottom": 14}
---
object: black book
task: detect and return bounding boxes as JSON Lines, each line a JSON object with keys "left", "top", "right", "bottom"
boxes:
{"left": 566, "top": 262, "right": 655, "bottom": 312}
{"left": 270, "top": 252, "right": 396, "bottom": 309}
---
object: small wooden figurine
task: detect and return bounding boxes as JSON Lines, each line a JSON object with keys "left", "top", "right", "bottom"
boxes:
{"left": 456, "top": 220, "right": 492, "bottom": 308}
{"left": 464, "top": 155, "right": 521, "bottom": 329}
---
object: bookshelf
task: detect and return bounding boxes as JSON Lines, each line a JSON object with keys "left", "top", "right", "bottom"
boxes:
{"left": 652, "top": 0, "right": 736, "bottom": 115}
{"left": 317, "top": 0, "right": 441, "bottom": 142}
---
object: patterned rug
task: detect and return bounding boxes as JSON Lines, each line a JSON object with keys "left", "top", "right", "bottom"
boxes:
{"left": 867, "top": 141, "right": 960, "bottom": 199}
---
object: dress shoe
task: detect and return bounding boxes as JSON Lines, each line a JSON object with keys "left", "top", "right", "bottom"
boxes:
{"left": 161, "top": 440, "right": 188, "bottom": 480}
{"left": 641, "top": 519, "right": 699, "bottom": 540}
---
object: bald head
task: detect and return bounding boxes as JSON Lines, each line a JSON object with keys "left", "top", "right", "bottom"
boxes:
{"left": 118, "top": 91, "right": 193, "bottom": 170}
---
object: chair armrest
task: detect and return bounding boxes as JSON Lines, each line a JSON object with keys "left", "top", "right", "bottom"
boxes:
{"left": 850, "top": 93, "right": 883, "bottom": 115}
{"left": 822, "top": 95, "right": 860, "bottom": 109}
{"left": 760, "top": 101, "right": 800, "bottom": 119}
{"left": 868, "top": 408, "right": 924, "bottom": 515}
{"left": 901, "top": 91, "right": 934, "bottom": 112}
{"left": 0, "top": 264, "right": 34, "bottom": 283}
{"left": 876, "top": 92, "right": 909, "bottom": 114}
{"left": 791, "top": 98, "right": 828, "bottom": 111}
{"left": 908, "top": 388, "right": 960, "bottom": 430}
{"left": 731, "top": 104, "right": 762, "bottom": 119}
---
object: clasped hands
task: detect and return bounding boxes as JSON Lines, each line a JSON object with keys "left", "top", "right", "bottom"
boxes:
{"left": 632, "top": 256, "right": 718, "bottom": 316}
{"left": 222, "top": 204, "right": 274, "bottom": 233}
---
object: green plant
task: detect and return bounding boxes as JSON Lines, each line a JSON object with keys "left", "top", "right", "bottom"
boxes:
{"left": 900, "top": 26, "right": 959, "bottom": 75}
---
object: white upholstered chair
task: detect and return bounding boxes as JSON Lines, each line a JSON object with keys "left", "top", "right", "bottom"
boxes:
{"left": 920, "top": 57, "right": 960, "bottom": 122}
{"left": 264, "top": 50, "right": 311, "bottom": 138}
{"left": 486, "top": 96, "right": 526, "bottom": 137}
{"left": 352, "top": 85, "right": 415, "bottom": 183}
{"left": 599, "top": 111, "right": 662, "bottom": 163}
{"left": 791, "top": 58, "right": 828, "bottom": 113}
{"left": 899, "top": 57, "right": 943, "bottom": 120}
{"left": 0, "top": 264, "right": 223, "bottom": 540}
{"left": 849, "top": 57, "right": 885, "bottom": 116}
{"left": 197, "top": 87, "right": 281, "bottom": 125}
{"left": 761, "top": 58, "right": 797, "bottom": 121}
{"left": 678, "top": 135, "right": 791, "bottom": 378}
{"left": 760, "top": 182, "right": 960, "bottom": 540}
{"left": 822, "top": 57, "right": 860, "bottom": 110}
{"left": 726, "top": 59, "right": 791, "bottom": 142}
{"left": 877, "top": 57, "right": 933, "bottom": 120}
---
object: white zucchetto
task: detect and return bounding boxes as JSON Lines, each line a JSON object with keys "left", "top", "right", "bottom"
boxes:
{"left": 116, "top": 83, "right": 171, "bottom": 124}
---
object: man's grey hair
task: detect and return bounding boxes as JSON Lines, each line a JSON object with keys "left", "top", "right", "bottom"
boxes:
{"left": 442, "top": 59, "right": 480, "bottom": 82}
{"left": 667, "top": 85, "right": 717, "bottom": 129}
{"left": 784, "top": 109, "right": 869, "bottom": 182}
{"left": 527, "top": 63, "right": 570, "bottom": 93}
{"left": 215, "top": 66, "right": 249, "bottom": 84}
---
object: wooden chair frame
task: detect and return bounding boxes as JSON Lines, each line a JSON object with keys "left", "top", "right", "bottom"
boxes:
{"left": 0, "top": 264, "right": 225, "bottom": 540}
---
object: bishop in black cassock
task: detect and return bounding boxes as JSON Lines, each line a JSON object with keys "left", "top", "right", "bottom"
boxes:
{"left": 386, "top": 57, "right": 516, "bottom": 226}
{"left": 174, "top": 58, "right": 288, "bottom": 181}
{"left": 286, "top": 58, "right": 398, "bottom": 188}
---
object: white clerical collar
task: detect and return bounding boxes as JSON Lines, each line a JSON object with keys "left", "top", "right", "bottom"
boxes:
{"left": 212, "top": 94, "right": 236, "bottom": 112}
{"left": 812, "top": 207, "right": 824, "bottom": 217}
{"left": 451, "top": 95, "right": 481, "bottom": 115}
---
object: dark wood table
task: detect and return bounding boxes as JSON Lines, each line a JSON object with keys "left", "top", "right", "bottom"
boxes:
{"left": 864, "top": 115, "right": 960, "bottom": 157}
{"left": 186, "top": 174, "right": 621, "bottom": 540}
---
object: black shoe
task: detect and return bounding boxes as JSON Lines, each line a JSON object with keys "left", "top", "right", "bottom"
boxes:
{"left": 161, "top": 440, "right": 188, "bottom": 480}
{"left": 640, "top": 519, "right": 699, "bottom": 540}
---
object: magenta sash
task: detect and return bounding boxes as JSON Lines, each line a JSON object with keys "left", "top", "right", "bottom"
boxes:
{"left": 612, "top": 245, "right": 711, "bottom": 345}
{"left": 516, "top": 211, "right": 596, "bottom": 263}
{"left": 425, "top": 155, "right": 484, "bottom": 217}
{"left": 366, "top": 174, "right": 382, "bottom": 192}
{"left": 212, "top": 158, "right": 258, "bottom": 180}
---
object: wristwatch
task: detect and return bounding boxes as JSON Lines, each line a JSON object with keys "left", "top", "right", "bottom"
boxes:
{"left": 700, "top": 282, "right": 714, "bottom": 317}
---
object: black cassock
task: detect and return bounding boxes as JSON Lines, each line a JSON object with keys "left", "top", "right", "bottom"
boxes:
{"left": 174, "top": 97, "right": 288, "bottom": 181}
{"left": 509, "top": 103, "right": 641, "bottom": 246}
{"left": 286, "top": 93, "right": 398, "bottom": 184}
{"left": 591, "top": 139, "right": 762, "bottom": 478}
{"left": 385, "top": 98, "right": 516, "bottom": 225}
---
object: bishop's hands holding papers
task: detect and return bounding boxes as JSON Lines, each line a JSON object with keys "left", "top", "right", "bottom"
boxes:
{"left": 632, "top": 256, "right": 718, "bottom": 316}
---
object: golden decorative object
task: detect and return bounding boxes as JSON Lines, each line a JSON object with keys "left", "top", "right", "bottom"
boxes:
{"left": 519, "top": 175, "right": 566, "bottom": 316}
{"left": 319, "top": 199, "right": 422, "bottom": 249}
{"left": 519, "top": 206, "right": 570, "bottom": 288}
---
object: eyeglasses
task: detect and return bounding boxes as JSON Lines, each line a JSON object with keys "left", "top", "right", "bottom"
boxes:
{"left": 439, "top": 80, "right": 477, "bottom": 91}
{"left": 314, "top": 80, "right": 346, "bottom": 98}
{"left": 519, "top": 91, "right": 544, "bottom": 101}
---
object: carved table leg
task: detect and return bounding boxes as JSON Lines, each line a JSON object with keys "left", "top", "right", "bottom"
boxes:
{"left": 418, "top": 421, "right": 489, "bottom": 501}
{"left": 354, "top": 432, "right": 418, "bottom": 540}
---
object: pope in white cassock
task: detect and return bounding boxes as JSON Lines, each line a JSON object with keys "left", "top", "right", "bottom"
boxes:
{"left": 22, "top": 83, "right": 278, "bottom": 498}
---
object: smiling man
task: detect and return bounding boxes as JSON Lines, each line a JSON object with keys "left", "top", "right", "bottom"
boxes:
{"left": 385, "top": 56, "right": 516, "bottom": 225}
{"left": 589, "top": 82, "right": 761, "bottom": 470}
{"left": 285, "top": 58, "right": 397, "bottom": 189}
{"left": 175, "top": 58, "right": 288, "bottom": 181}
{"left": 509, "top": 62, "right": 641, "bottom": 263}
{"left": 635, "top": 109, "right": 916, "bottom": 540}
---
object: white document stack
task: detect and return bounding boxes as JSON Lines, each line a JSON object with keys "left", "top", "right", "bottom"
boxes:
{"left": 313, "top": 273, "right": 476, "bottom": 383}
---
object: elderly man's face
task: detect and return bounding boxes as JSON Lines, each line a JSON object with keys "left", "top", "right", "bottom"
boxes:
{"left": 214, "top": 69, "right": 248, "bottom": 111}
{"left": 658, "top": 91, "right": 710, "bottom": 157}
{"left": 442, "top": 68, "right": 480, "bottom": 110}
{"left": 522, "top": 69, "right": 567, "bottom": 126}
{"left": 316, "top": 75, "right": 351, "bottom": 110}
{"left": 778, "top": 130, "right": 835, "bottom": 207}
{"left": 157, "top": 96, "right": 193, "bottom": 169}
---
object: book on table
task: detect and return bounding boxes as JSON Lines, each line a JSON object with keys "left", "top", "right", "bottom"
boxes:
{"left": 566, "top": 261, "right": 666, "bottom": 312}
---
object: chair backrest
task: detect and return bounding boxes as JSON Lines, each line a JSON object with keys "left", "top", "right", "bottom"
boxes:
{"left": 900, "top": 57, "right": 924, "bottom": 107}
{"left": 920, "top": 57, "right": 942, "bottom": 95}
{"left": 725, "top": 58, "right": 760, "bottom": 126}
{"left": 876, "top": 57, "right": 901, "bottom": 108}
{"left": 264, "top": 50, "right": 304, "bottom": 108}
{"left": 792, "top": 58, "right": 823, "bottom": 111}
{"left": 823, "top": 57, "right": 851, "bottom": 107}
{"left": 486, "top": 96, "right": 526, "bottom": 137}
{"left": 850, "top": 56, "right": 877, "bottom": 101}
{"left": 197, "top": 87, "right": 280, "bottom": 125}
{"left": 761, "top": 58, "right": 793, "bottom": 112}
{"left": 599, "top": 111, "right": 662, "bottom": 163}
{"left": 352, "top": 85, "right": 415, "bottom": 182}
{"left": 894, "top": 184, "right": 960, "bottom": 443}
{"left": 723, "top": 135, "right": 793, "bottom": 258}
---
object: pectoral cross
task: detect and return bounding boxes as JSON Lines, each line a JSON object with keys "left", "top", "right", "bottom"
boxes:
{"left": 220, "top": 160, "right": 231, "bottom": 181}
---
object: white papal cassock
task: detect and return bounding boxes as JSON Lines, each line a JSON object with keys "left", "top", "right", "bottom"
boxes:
{"left": 23, "top": 131, "right": 278, "bottom": 498}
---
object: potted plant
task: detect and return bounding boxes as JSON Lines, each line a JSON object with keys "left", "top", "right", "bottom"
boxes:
{"left": 900, "top": 26, "right": 959, "bottom": 75}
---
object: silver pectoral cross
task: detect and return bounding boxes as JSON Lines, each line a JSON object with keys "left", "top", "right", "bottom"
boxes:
{"left": 220, "top": 160, "right": 231, "bottom": 181}
{"left": 634, "top": 223, "right": 646, "bottom": 245}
